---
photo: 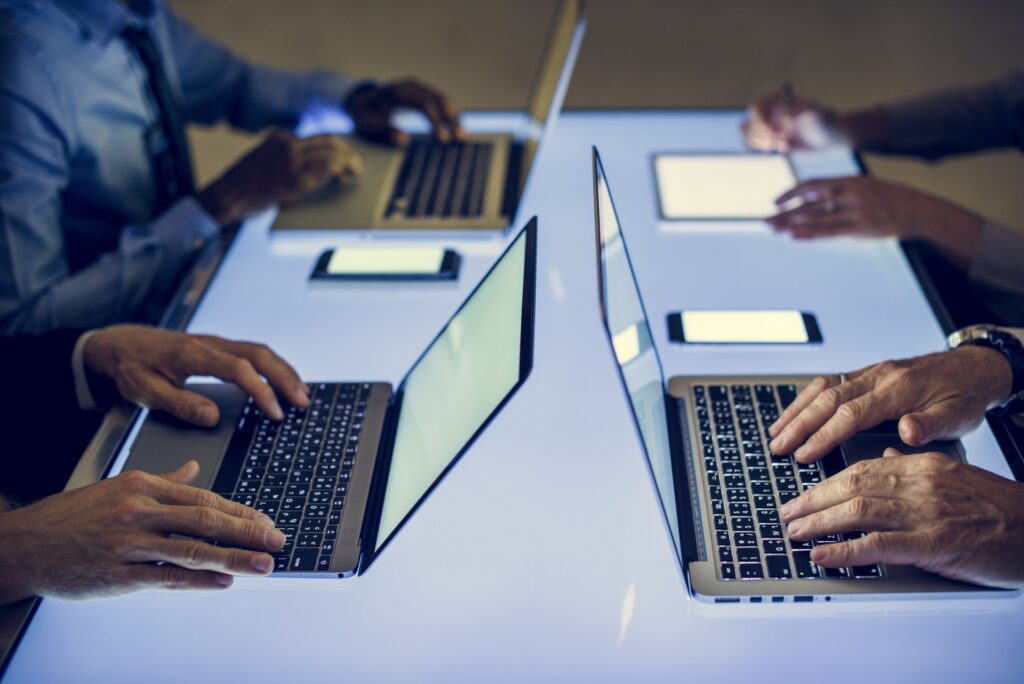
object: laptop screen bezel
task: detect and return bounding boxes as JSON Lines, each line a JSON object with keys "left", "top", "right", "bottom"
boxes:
{"left": 359, "top": 218, "right": 538, "bottom": 570}
{"left": 591, "top": 147, "right": 694, "bottom": 568}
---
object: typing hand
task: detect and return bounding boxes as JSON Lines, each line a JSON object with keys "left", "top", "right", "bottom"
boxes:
{"left": 0, "top": 461, "right": 285, "bottom": 604}
{"left": 780, "top": 450, "right": 1024, "bottom": 589}
{"left": 742, "top": 88, "right": 842, "bottom": 152}
{"left": 83, "top": 325, "right": 310, "bottom": 426}
{"left": 767, "top": 347, "right": 1012, "bottom": 464}
{"left": 197, "top": 130, "right": 363, "bottom": 225}
{"left": 346, "top": 78, "right": 465, "bottom": 146}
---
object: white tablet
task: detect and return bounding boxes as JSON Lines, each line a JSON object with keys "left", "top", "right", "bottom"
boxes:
{"left": 653, "top": 153, "right": 797, "bottom": 220}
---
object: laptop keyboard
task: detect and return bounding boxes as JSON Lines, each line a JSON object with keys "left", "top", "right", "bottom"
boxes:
{"left": 694, "top": 383, "right": 883, "bottom": 582}
{"left": 385, "top": 135, "right": 493, "bottom": 220}
{"left": 212, "top": 382, "right": 369, "bottom": 574}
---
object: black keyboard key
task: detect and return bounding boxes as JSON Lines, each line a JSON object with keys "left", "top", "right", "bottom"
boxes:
{"left": 760, "top": 523, "right": 783, "bottom": 539}
{"left": 273, "top": 554, "right": 290, "bottom": 572}
{"left": 734, "top": 532, "right": 757, "bottom": 547}
{"left": 747, "top": 467, "right": 769, "bottom": 482}
{"left": 757, "top": 509, "right": 780, "bottom": 524}
{"left": 750, "top": 481, "right": 773, "bottom": 496}
{"left": 718, "top": 547, "right": 733, "bottom": 562}
{"left": 720, "top": 563, "right": 737, "bottom": 580}
{"left": 731, "top": 516, "right": 754, "bottom": 532}
{"left": 711, "top": 500, "right": 725, "bottom": 516}
{"left": 822, "top": 566, "right": 846, "bottom": 578}
{"left": 776, "top": 384, "right": 798, "bottom": 409}
{"left": 726, "top": 488, "right": 748, "bottom": 503}
{"left": 709, "top": 385, "right": 729, "bottom": 402}
{"left": 821, "top": 447, "right": 847, "bottom": 478}
{"left": 715, "top": 531, "right": 730, "bottom": 547}
{"left": 737, "top": 547, "right": 760, "bottom": 563}
{"left": 753, "top": 494, "right": 776, "bottom": 510}
{"left": 289, "top": 548, "right": 319, "bottom": 572}
{"left": 713, "top": 515, "right": 728, "bottom": 531}
{"left": 777, "top": 489, "right": 799, "bottom": 505}
{"left": 297, "top": 532, "right": 324, "bottom": 547}
{"left": 762, "top": 539, "right": 787, "bottom": 555}
{"left": 792, "top": 551, "right": 817, "bottom": 579}
{"left": 851, "top": 564, "right": 882, "bottom": 578}
{"left": 766, "top": 555, "right": 792, "bottom": 579}
{"left": 729, "top": 502, "right": 751, "bottom": 517}
{"left": 739, "top": 564, "right": 765, "bottom": 580}
{"left": 723, "top": 474, "right": 745, "bottom": 489}
{"left": 776, "top": 478, "right": 798, "bottom": 493}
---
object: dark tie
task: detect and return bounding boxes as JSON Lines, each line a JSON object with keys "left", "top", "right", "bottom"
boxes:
{"left": 121, "top": 25, "right": 195, "bottom": 211}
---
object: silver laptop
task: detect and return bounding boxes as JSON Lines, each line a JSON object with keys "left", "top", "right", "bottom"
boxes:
{"left": 272, "top": 1, "right": 585, "bottom": 232}
{"left": 121, "top": 218, "right": 536, "bottom": 577}
{"left": 591, "top": 147, "right": 1007, "bottom": 602}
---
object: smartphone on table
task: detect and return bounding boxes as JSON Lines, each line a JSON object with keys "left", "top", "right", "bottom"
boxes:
{"left": 667, "top": 310, "right": 822, "bottom": 345}
{"left": 311, "top": 246, "right": 461, "bottom": 281}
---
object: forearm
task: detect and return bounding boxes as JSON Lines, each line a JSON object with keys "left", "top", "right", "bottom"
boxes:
{"left": 860, "top": 73, "right": 1024, "bottom": 160}
{"left": 0, "top": 514, "right": 39, "bottom": 606}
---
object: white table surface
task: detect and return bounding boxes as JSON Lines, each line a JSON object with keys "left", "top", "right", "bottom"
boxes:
{"left": 6, "top": 111, "right": 1022, "bottom": 683}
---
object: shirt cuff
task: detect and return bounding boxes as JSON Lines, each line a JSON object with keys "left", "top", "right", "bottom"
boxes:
{"left": 72, "top": 330, "right": 99, "bottom": 411}
{"left": 139, "top": 195, "right": 221, "bottom": 262}
{"left": 968, "top": 219, "right": 1024, "bottom": 298}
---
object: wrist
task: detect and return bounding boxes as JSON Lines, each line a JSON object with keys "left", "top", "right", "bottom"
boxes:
{"left": 965, "top": 345, "right": 1014, "bottom": 408}
{"left": 836, "top": 106, "right": 888, "bottom": 149}
{"left": 197, "top": 178, "right": 245, "bottom": 226}
{"left": 0, "top": 512, "right": 40, "bottom": 605}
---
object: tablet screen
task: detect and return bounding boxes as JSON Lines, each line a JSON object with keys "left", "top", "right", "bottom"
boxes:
{"left": 654, "top": 154, "right": 796, "bottom": 220}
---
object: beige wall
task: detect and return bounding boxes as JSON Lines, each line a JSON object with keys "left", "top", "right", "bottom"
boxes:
{"left": 173, "top": 0, "right": 1024, "bottom": 228}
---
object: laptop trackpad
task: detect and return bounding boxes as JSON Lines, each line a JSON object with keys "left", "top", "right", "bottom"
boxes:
{"left": 841, "top": 420, "right": 965, "bottom": 466}
{"left": 123, "top": 383, "right": 248, "bottom": 491}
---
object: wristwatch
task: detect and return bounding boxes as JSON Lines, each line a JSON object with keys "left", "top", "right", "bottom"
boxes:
{"left": 947, "top": 324, "right": 1024, "bottom": 416}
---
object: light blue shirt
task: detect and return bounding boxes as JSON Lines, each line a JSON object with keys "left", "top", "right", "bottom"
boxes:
{"left": 0, "top": 0, "right": 356, "bottom": 333}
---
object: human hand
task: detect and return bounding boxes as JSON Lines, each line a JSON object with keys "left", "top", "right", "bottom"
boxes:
{"left": 83, "top": 325, "right": 310, "bottom": 426}
{"left": 198, "top": 130, "right": 363, "bottom": 225}
{"left": 346, "top": 78, "right": 465, "bottom": 146}
{"left": 780, "top": 450, "right": 1024, "bottom": 589}
{"left": 768, "top": 346, "right": 1013, "bottom": 464}
{"left": 0, "top": 461, "right": 285, "bottom": 604}
{"left": 766, "top": 176, "right": 985, "bottom": 266}
{"left": 743, "top": 88, "right": 842, "bottom": 152}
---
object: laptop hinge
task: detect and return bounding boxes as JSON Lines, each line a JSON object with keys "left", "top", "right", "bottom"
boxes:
{"left": 500, "top": 141, "right": 526, "bottom": 219}
{"left": 357, "top": 390, "right": 403, "bottom": 574}
{"left": 666, "top": 394, "right": 705, "bottom": 563}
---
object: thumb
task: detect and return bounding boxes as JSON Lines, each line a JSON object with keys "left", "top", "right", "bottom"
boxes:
{"left": 160, "top": 459, "right": 200, "bottom": 485}
{"left": 898, "top": 402, "right": 963, "bottom": 446}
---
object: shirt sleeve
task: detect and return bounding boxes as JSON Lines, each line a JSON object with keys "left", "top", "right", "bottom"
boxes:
{"left": 0, "top": 46, "right": 219, "bottom": 334}
{"left": 875, "top": 71, "right": 1024, "bottom": 160}
{"left": 161, "top": 9, "right": 357, "bottom": 132}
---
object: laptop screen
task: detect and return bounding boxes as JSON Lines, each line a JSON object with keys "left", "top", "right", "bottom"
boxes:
{"left": 593, "top": 150, "right": 683, "bottom": 564}
{"left": 374, "top": 221, "right": 536, "bottom": 552}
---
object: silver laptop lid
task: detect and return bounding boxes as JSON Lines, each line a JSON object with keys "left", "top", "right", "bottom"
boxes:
{"left": 592, "top": 148, "right": 684, "bottom": 565}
